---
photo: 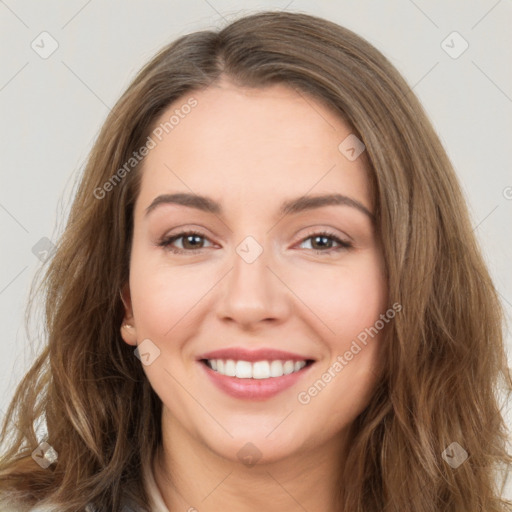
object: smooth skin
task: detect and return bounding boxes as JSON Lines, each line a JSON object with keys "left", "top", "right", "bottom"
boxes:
{"left": 120, "top": 78, "right": 388, "bottom": 512}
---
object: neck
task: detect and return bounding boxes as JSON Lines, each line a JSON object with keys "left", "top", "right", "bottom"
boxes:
{"left": 153, "top": 408, "right": 348, "bottom": 512}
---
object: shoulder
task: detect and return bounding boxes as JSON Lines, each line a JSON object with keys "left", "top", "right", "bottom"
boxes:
{"left": 0, "top": 494, "right": 50, "bottom": 512}
{"left": 0, "top": 462, "right": 159, "bottom": 512}
{"left": 1, "top": 499, "right": 142, "bottom": 512}
{"left": 0, "top": 500, "right": 55, "bottom": 512}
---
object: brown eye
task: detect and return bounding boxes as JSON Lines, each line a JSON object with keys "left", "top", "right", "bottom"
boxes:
{"left": 298, "top": 231, "right": 353, "bottom": 254}
{"left": 159, "top": 231, "right": 212, "bottom": 254}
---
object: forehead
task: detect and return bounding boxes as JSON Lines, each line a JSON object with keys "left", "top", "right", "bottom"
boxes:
{"left": 135, "top": 81, "right": 372, "bottom": 217}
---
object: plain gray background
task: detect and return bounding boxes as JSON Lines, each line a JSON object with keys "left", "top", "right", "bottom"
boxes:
{"left": 1, "top": 0, "right": 511, "bottom": 497}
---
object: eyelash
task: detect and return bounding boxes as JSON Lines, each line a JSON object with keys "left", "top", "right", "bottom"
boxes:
{"left": 158, "top": 229, "right": 353, "bottom": 256}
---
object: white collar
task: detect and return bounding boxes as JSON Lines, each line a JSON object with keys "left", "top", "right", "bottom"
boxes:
{"left": 143, "top": 462, "right": 170, "bottom": 512}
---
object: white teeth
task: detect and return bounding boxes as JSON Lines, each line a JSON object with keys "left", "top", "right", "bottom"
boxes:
{"left": 224, "top": 359, "right": 236, "bottom": 377}
{"left": 235, "top": 360, "right": 252, "bottom": 378}
{"left": 206, "top": 359, "right": 308, "bottom": 379}
{"left": 252, "top": 361, "right": 270, "bottom": 379}
{"left": 283, "top": 360, "right": 295, "bottom": 375}
{"left": 270, "top": 360, "right": 283, "bottom": 377}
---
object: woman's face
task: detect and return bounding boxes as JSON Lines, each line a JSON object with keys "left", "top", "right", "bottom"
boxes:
{"left": 121, "top": 79, "right": 388, "bottom": 464}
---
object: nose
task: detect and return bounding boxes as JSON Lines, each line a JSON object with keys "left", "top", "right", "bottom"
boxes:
{"left": 215, "top": 239, "right": 290, "bottom": 329}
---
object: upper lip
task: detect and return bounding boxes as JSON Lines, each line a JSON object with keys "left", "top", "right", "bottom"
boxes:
{"left": 197, "top": 347, "right": 316, "bottom": 363}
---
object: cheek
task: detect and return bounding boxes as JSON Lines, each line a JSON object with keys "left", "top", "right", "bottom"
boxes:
{"left": 285, "top": 253, "right": 387, "bottom": 341}
{"left": 129, "top": 246, "right": 216, "bottom": 337}
{"left": 335, "top": 270, "right": 386, "bottom": 341}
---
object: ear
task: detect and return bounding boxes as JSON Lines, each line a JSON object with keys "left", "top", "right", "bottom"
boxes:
{"left": 120, "top": 282, "right": 138, "bottom": 346}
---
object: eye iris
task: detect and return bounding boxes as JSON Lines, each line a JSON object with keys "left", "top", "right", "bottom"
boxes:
{"left": 183, "top": 234, "right": 203, "bottom": 249}
{"left": 312, "top": 235, "right": 333, "bottom": 250}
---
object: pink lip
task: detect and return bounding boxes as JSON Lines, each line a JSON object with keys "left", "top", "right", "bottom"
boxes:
{"left": 197, "top": 347, "right": 315, "bottom": 362}
{"left": 198, "top": 360, "right": 315, "bottom": 400}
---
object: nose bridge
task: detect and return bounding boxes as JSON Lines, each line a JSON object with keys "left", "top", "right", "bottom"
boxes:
{"left": 216, "top": 231, "right": 287, "bottom": 324}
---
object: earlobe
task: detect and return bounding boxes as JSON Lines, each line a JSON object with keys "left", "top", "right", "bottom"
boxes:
{"left": 120, "top": 323, "right": 137, "bottom": 346}
{"left": 120, "top": 283, "right": 138, "bottom": 346}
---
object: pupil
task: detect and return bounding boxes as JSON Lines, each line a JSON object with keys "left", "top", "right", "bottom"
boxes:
{"left": 185, "top": 235, "right": 201, "bottom": 249}
{"left": 314, "top": 236, "right": 330, "bottom": 249}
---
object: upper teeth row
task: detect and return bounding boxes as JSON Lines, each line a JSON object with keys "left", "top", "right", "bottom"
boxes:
{"left": 207, "top": 359, "right": 307, "bottom": 379}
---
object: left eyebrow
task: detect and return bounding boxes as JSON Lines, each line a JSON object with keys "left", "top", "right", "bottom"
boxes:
{"left": 144, "top": 192, "right": 374, "bottom": 222}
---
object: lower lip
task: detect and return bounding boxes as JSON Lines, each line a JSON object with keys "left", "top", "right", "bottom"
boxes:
{"left": 198, "top": 360, "right": 315, "bottom": 400}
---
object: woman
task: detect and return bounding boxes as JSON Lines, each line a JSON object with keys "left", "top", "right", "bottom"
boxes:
{"left": 1, "top": 10, "right": 511, "bottom": 512}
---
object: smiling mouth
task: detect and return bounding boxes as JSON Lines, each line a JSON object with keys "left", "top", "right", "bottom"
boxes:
{"left": 200, "top": 358, "right": 315, "bottom": 379}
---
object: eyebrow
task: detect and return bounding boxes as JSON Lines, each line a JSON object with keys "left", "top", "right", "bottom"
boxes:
{"left": 144, "top": 192, "right": 374, "bottom": 221}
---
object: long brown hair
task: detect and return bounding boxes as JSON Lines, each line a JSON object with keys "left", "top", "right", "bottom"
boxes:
{"left": 1, "top": 10, "right": 511, "bottom": 511}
